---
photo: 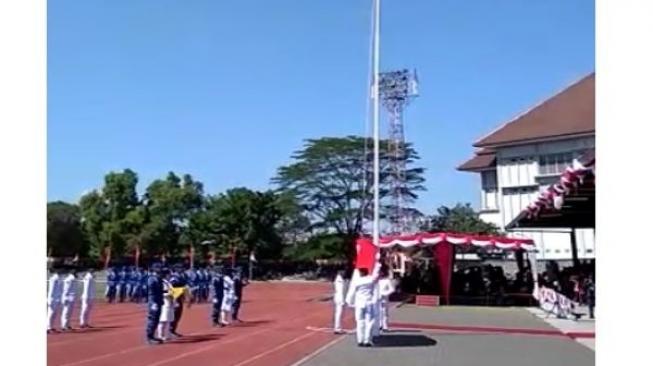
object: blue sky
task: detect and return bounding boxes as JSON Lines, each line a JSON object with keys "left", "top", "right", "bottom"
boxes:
{"left": 48, "top": 0, "right": 594, "bottom": 213}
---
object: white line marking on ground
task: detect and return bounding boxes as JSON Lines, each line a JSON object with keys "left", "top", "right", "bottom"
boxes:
{"left": 288, "top": 334, "right": 347, "bottom": 366}
{"left": 231, "top": 331, "right": 317, "bottom": 366}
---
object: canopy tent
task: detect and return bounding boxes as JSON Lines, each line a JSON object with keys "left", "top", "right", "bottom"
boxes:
{"left": 354, "top": 233, "right": 536, "bottom": 305}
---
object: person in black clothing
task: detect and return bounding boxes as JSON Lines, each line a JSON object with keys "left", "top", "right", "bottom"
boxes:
{"left": 145, "top": 264, "right": 164, "bottom": 345}
{"left": 168, "top": 265, "right": 187, "bottom": 338}
{"left": 232, "top": 268, "right": 248, "bottom": 322}
{"left": 584, "top": 275, "right": 596, "bottom": 319}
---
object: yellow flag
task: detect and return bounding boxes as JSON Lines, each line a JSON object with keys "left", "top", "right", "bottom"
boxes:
{"left": 171, "top": 287, "right": 186, "bottom": 300}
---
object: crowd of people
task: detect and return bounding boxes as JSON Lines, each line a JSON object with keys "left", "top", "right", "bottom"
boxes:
{"left": 46, "top": 263, "right": 249, "bottom": 344}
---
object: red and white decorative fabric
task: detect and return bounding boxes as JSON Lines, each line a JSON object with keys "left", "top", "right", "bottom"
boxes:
{"left": 525, "top": 158, "right": 595, "bottom": 220}
{"left": 363, "top": 232, "right": 536, "bottom": 251}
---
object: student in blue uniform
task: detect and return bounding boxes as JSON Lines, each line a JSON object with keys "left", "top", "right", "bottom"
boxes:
{"left": 106, "top": 267, "right": 117, "bottom": 303}
{"left": 140, "top": 268, "right": 149, "bottom": 303}
{"left": 146, "top": 264, "right": 164, "bottom": 345}
{"left": 186, "top": 268, "right": 198, "bottom": 303}
{"left": 197, "top": 268, "right": 206, "bottom": 303}
{"left": 232, "top": 268, "right": 247, "bottom": 322}
{"left": 124, "top": 267, "right": 134, "bottom": 302}
{"left": 117, "top": 266, "right": 128, "bottom": 303}
{"left": 168, "top": 265, "right": 187, "bottom": 337}
{"left": 131, "top": 268, "right": 142, "bottom": 302}
{"left": 210, "top": 266, "right": 224, "bottom": 327}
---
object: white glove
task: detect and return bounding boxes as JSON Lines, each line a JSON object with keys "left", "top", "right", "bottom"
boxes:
{"left": 150, "top": 303, "right": 159, "bottom": 311}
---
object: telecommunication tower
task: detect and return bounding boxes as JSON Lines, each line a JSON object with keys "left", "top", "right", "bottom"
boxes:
{"left": 378, "top": 69, "right": 419, "bottom": 234}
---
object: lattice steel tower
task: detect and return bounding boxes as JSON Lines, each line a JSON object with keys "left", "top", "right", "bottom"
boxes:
{"left": 378, "top": 69, "right": 419, "bottom": 234}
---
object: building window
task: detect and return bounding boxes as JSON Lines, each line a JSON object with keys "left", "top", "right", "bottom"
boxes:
{"left": 538, "top": 152, "right": 577, "bottom": 175}
{"left": 586, "top": 249, "right": 594, "bottom": 253}
{"left": 503, "top": 187, "right": 538, "bottom": 195}
{"left": 480, "top": 170, "right": 498, "bottom": 210}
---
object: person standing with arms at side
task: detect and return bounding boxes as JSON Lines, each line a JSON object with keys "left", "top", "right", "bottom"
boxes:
{"left": 333, "top": 270, "right": 347, "bottom": 334}
{"left": 145, "top": 264, "right": 164, "bottom": 345}
{"left": 106, "top": 267, "right": 117, "bottom": 303}
{"left": 220, "top": 268, "right": 236, "bottom": 326}
{"left": 47, "top": 269, "right": 63, "bottom": 333}
{"left": 157, "top": 270, "right": 174, "bottom": 342}
{"left": 232, "top": 268, "right": 247, "bottom": 322}
{"left": 168, "top": 265, "right": 188, "bottom": 338}
{"left": 60, "top": 268, "right": 77, "bottom": 331}
{"left": 210, "top": 267, "right": 224, "bottom": 327}
{"left": 378, "top": 268, "right": 395, "bottom": 332}
{"left": 79, "top": 268, "right": 95, "bottom": 328}
{"left": 117, "top": 266, "right": 128, "bottom": 303}
{"left": 346, "top": 261, "right": 382, "bottom": 347}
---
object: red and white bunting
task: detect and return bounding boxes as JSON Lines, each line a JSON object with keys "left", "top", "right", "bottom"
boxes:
{"left": 368, "top": 232, "right": 536, "bottom": 251}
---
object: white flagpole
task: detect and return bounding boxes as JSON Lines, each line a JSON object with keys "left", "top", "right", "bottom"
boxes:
{"left": 372, "top": 0, "right": 381, "bottom": 247}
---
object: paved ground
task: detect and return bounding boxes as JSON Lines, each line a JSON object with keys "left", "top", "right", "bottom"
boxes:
{"left": 298, "top": 306, "right": 595, "bottom": 366}
{"left": 526, "top": 306, "right": 595, "bottom": 350}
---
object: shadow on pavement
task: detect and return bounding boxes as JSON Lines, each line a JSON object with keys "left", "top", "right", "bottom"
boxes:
{"left": 170, "top": 333, "right": 223, "bottom": 344}
{"left": 373, "top": 334, "right": 438, "bottom": 348}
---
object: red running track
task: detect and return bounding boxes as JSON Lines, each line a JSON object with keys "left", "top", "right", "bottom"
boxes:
{"left": 47, "top": 282, "right": 349, "bottom": 366}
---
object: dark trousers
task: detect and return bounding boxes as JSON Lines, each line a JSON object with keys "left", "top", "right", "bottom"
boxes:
{"left": 232, "top": 298, "right": 241, "bottom": 320}
{"left": 146, "top": 304, "right": 162, "bottom": 339}
{"left": 170, "top": 300, "right": 184, "bottom": 333}
{"left": 106, "top": 285, "right": 116, "bottom": 303}
{"left": 212, "top": 297, "right": 223, "bottom": 324}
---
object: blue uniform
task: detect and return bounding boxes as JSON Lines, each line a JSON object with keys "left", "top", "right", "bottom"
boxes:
{"left": 146, "top": 274, "right": 164, "bottom": 340}
{"left": 106, "top": 269, "right": 117, "bottom": 303}
{"left": 117, "top": 269, "right": 128, "bottom": 302}
{"left": 140, "top": 271, "right": 149, "bottom": 303}
{"left": 130, "top": 270, "right": 142, "bottom": 301}
{"left": 186, "top": 270, "right": 198, "bottom": 303}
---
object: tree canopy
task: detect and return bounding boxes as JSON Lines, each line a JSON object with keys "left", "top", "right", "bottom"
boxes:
{"left": 272, "top": 136, "right": 426, "bottom": 238}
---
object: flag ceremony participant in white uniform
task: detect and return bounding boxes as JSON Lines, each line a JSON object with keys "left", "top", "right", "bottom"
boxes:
{"left": 79, "top": 269, "right": 95, "bottom": 328}
{"left": 378, "top": 270, "right": 395, "bottom": 331}
{"left": 47, "top": 271, "right": 63, "bottom": 333}
{"left": 346, "top": 261, "right": 381, "bottom": 347}
{"left": 220, "top": 270, "right": 236, "bottom": 326}
{"left": 157, "top": 276, "right": 175, "bottom": 341}
{"left": 333, "top": 270, "right": 347, "bottom": 334}
{"left": 60, "top": 270, "right": 78, "bottom": 331}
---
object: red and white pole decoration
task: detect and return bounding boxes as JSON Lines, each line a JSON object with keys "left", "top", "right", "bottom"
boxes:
{"left": 525, "top": 158, "right": 595, "bottom": 220}
{"left": 134, "top": 246, "right": 141, "bottom": 268}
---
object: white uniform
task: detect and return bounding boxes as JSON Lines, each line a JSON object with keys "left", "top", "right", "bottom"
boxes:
{"left": 333, "top": 274, "right": 346, "bottom": 332}
{"left": 47, "top": 274, "right": 62, "bottom": 331}
{"left": 221, "top": 275, "right": 236, "bottom": 324}
{"left": 79, "top": 272, "right": 95, "bottom": 327}
{"left": 378, "top": 277, "right": 395, "bottom": 330}
{"left": 346, "top": 263, "right": 381, "bottom": 345}
{"left": 60, "top": 274, "right": 77, "bottom": 329}
{"left": 157, "top": 280, "right": 175, "bottom": 340}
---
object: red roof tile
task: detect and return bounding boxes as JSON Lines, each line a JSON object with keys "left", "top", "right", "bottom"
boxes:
{"left": 474, "top": 73, "right": 595, "bottom": 147}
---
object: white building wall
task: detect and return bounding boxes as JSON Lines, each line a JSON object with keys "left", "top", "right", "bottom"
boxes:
{"left": 476, "top": 136, "right": 595, "bottom": 261}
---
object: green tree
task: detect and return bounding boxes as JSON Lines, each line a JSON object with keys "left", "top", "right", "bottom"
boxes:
{"left": 47, "top": 201, "right": 87, "bottom": 257}
{"left": 206, "top": 188, "right": 283, "bottom": 261}
{"left": 272, "top": 136, "right": 426, "bottom": 239}
{"left": 143, "top": 172, "right": 205, "bottom": 256}
{"left": 421, "top": 203, "right": 500, "bottom": 234}
{"left": 79, "top": 169, "right": 140, "bottom": 260}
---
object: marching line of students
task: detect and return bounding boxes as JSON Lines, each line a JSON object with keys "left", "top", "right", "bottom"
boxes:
{"left": 47, "top": 268, "right": 96, "bottom": 333}
{"left": 47, "top": 264, "right": 248, "bottom": 346}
